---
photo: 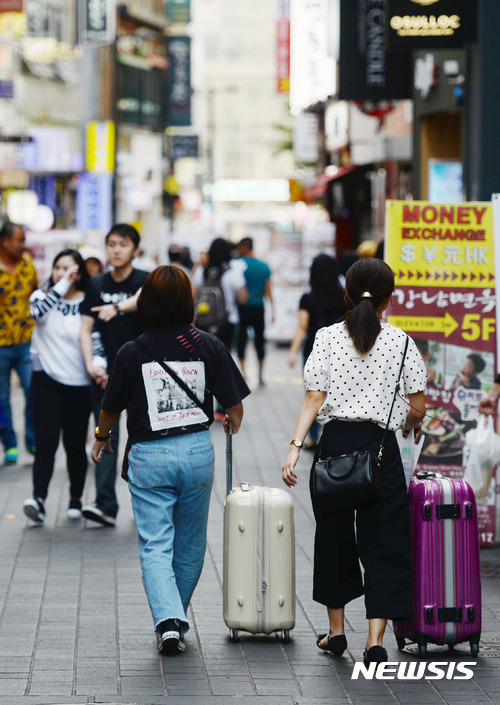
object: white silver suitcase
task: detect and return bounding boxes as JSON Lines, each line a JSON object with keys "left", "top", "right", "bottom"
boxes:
{"left": 223, "top": 432, "right": 295, "bottom": 642}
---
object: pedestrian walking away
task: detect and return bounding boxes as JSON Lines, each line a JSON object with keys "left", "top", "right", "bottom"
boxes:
{"left": 23, "top": 249, "right": 91, "bottom": 524}
{"left": 91, "top": 265, "right": 250, "bottom": 655}
{"left": 282, "top": 257, "right": 427, "bottom": 666}
{"left": 236, "top": 237, "right": 273, "bottom": 386}
{"left": 288, "top": 254, "right": 347, "bottom": 451}
{"left": 0, "top": 220, "right": 38, "bottom": 464}
{"left": 79, "top": 223, "right": 148, "bottom": 526}
{"left": 193, "top": 237, "right": 248, "bottom": 420}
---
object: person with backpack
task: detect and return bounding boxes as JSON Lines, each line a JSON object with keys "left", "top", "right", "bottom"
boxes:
{"left": 288, "top": 254, "right": 347, "bottom": 450}
{"left": 192, "top": 238, "right": 247, "bottom": 350}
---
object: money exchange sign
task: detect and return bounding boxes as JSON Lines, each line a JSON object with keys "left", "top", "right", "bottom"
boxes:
{"left": 386, "top": 200, "right": 497, "bottom": 546}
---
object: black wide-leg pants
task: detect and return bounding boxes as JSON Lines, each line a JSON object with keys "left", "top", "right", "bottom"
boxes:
{"left": 310, "top": 420, "right": 412, "bottom": 621}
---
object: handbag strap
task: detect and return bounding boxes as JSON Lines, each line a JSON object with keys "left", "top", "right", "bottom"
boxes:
{"left": 378, "top": 335, "right": 409, "bottom": 462}
{"left": 317, "top": 335, "right": 409, "bottom": 461}
{"left": 134, "top": 338, "right": 205, "bottom": 411}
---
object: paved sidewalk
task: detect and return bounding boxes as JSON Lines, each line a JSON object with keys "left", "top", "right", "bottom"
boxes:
{"left": 0, "top": 346, "right": 499, "bottom": 705}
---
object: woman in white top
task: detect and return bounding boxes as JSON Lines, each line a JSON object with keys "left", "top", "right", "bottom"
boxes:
{"left": 192, "top": 237, "right": 248, "bottom": 350}
{"left": 282, "top": 258, "right": 426, "bottom": 666}
{"left": 23, "top": 249, "right": 91, "bottom": 524}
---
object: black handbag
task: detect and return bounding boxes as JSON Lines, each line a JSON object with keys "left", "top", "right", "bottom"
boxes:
{"left": 311, "top": 336, "right": 409, "bottom": 509}
{"left": 121, "top": 338, "right": 206, "bottom": 481}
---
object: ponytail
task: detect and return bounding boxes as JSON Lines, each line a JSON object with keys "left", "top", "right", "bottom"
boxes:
{"left": 344, "top": 258, "right": 394, "bottom": 354}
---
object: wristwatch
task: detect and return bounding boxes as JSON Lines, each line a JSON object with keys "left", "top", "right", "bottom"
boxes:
{"left": 113, "top": 303, "right": 124, "bottom": 315}
{"left": 95, "top": 426, "right": 111, "bottom": 441}
{"left": 290, "top": 438, "right": 303, "bottom": 448}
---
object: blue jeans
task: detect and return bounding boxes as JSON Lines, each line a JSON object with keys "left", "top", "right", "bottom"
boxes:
{"left": 128, "top": 431, "right": 214, "bottom": 635}
{"left": 0, "top": 343, "right": 35, "bottom": 451}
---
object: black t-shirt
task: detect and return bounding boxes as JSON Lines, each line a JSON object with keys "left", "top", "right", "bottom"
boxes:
{"left": 300, "top": 292, "right": 346, "bottom": 362}
{"left": 102, "top": 325, "right": 251, "bottom": 443}
{"left": 80, "top": 269, "right": 148, "bottom": 369}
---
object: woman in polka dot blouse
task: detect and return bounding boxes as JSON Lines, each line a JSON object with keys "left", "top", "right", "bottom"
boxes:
{"left": 282, "top": 258, "right": 426, "bottom": 666}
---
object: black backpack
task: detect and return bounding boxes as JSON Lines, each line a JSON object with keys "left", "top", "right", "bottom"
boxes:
{"left": 194, "top": 266, "right": 228, "bottom": 337}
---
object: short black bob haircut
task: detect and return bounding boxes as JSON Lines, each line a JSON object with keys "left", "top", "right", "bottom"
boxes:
{"left": 137, "top": 265, "right": 194, "bottom": 328}
{"left": 105, "top": 223, "right": 141, "bottom": 248}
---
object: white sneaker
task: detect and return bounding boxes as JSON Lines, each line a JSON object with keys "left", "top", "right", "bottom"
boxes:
{"left": 23, "top": 498, "right": 45, "bottom": 523}
{"left": 67, "top": 499, "right": 82, "bottom": 520}
{"left": 82, "top": 504, "right": 116, "bottom": 527}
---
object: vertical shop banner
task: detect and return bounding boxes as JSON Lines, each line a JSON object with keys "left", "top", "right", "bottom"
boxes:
{"left": 86, "top": 120, "right": 115, "bottom": 173}
{"left": 167, "top": 37, "right": 191, "bottom": 127}
{"left": 167, "top": 0, "right": 191, "bottom": 24}
{"left": 385, "top": 200, "right": 497, "bottom": 546}
{"left": 76, "top": 172, "right": 113, "bottom": 233}
{"left": 276, "top": 0, "right": 290, "bottom": 93}
{"left": 77, "top": 0, "right": 116, "bottom": 45}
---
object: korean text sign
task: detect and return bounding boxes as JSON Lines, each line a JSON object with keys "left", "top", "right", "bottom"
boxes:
{"left": 386, "top": 200, "right": 497, "bottom": 546}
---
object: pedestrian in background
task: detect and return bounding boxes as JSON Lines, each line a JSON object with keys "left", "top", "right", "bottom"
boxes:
{"left": 91, "top": 266, "right": 250, "bottom": 655}
{"left": 79, "top": 223, "right": 148, "bottom": 527}
{"left": 0, "top": 221, "right": 38, "bottom": 464}
{"left": 282, "top": 258, "right": 426, "bottom": 665}
{"left": 288, "top": 254, "right": 347, "bottom": 450}
{"left": 192, "top": 237, "right": 248, "bottom": 350}
{"left": 23, "top": 249, "right": 91, "bottom": 523}
{"left": 236, "top": 237, "right": 273, "bottom": 387}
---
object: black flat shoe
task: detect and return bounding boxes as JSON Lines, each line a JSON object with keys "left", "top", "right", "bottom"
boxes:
{"left": 363, "top": 645, "right": 388, "bottom": 665}
{"left": 316, "top": 632, "right": 347, "bottom": 656}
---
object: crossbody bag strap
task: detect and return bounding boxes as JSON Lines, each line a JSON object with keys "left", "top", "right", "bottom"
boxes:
{"left": 134, "top": 338, "right": 205, "bottom": 411}
{"left": 378, "top": 335, "right": 410, "bottom": 462}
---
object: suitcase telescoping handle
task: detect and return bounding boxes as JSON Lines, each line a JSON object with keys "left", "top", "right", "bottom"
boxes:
{"left": 416, "top": 471, "right": 443, "bottom": 480}
{"left": 226, "top": 428, "right": 233, "bottom": 496}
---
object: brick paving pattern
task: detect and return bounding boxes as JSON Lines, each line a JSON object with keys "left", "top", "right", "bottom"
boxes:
{"left": 0, "top": 347, "right": 499, "bottom": 705}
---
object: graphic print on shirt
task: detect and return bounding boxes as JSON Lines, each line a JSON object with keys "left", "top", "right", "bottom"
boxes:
{"left": 141, "top": 360, "right": 209, "bottom": 431}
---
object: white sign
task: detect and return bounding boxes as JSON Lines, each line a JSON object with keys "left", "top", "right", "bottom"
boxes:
{"left": 290, "top": 0, "right": 335, "bottom": 113}
{"left": 292, "top": 112, "right": 319, "bottom": 163}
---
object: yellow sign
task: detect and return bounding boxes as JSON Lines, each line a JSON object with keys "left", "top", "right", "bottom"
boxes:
{"left": 389, "top": 14, "right": 460, "bottom": 37}
{"left": 86, "top": 121, "right": 115, "bottom": 173}
{"left": 385, "top": 200, "right": 495, "bottom": 288}
{"left": 387, "top": 312, "right": 459, "bottom": 337}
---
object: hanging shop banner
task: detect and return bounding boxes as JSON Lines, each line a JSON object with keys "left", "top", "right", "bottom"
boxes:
{"left": 77, "top": 0, "right": 116, "bottom": 45}
{"left": 86, "top": 120, "right": 115, "bottom": 173}
{"left": 76, "top": 172, "right": 113, "bottom": 233}
{"left": 276, "top": 0, "right": 290, "bottom": 93}
{"left": 387, "top": 0, "right": 477, "bottom": 51}
{"left": 385, "top": 199, "right": 497, "bottom": 546}
{"left": 167, "top": 36, "right": 191, "bottom": 127}
{"left": 338, "top": 0, "right": 412, "bottom": 101}
{"left": 167, "top": 0, "right": 190, "bottom": 24}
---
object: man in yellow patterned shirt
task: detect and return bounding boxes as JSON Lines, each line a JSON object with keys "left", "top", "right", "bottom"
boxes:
{"left": 0, "top": 221, "right": 38, "bottom": 463}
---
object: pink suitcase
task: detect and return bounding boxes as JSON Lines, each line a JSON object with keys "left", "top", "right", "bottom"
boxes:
{"left": 393, "top": 472, "right": 481, "bottom": 657}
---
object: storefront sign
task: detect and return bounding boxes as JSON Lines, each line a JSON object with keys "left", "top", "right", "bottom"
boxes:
{"left": 0, "top": 1, "right": 22, "bottom": 11}
{"left": 290, "top": 0, "right": 334, "bottom": 112}
{"left": 76, "top": 172, "right": 113, "bottom": 233}
{"left": 86, "top": 120, "right": 115, "bottom": 173}
{"left": 386, "top": 199, "right": 497, "bottom": 546}
{"left": 167, "top": 36, "right": 191, "bottom": 127}
{"left": 77, "top": 0, "right": 115, "bottom": 45}
{"left": 171, "top": 135, "right": 199, "bottom": 160}
{"left": 338, "top": 0, "right": 412, "bottom": 101}
{"left": 276, "top": 0, "right": 290, "bottom": 93}
{"left": 387, "top": 0, "right": 477, "bottom": 49}
{"left": 167, "top": 0, "right": 190, "bottom": 23}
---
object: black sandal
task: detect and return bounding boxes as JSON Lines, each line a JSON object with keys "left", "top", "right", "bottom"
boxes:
{"left": 363, "top": 645, "right": 387, "bottom": 665}
{"left": 316, "top": 632, "right": 347, "bottom": 656}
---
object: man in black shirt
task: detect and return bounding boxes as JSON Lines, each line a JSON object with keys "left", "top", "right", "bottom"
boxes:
{"left": 80, "top": 223, "right": 148, "bottom": 526}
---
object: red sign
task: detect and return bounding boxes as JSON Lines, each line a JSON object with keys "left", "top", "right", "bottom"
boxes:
{"left": 0, "top": 1, "right": 23, "bottom": 11}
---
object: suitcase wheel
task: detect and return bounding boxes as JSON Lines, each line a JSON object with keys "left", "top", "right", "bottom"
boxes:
{"left": 470, "top": 641, "right": 479, "bottom": 657}
{"left": 281, "top": 629, "right": 291, "bottom": 644}
{"left": 396, "top": 635, "right": 406, "bottom": 651}
{"left": 229, "top": 629, "right": 239, "bottom": 643}
{"left": 418, "top": 642, "right": 427, "bottom": 658}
